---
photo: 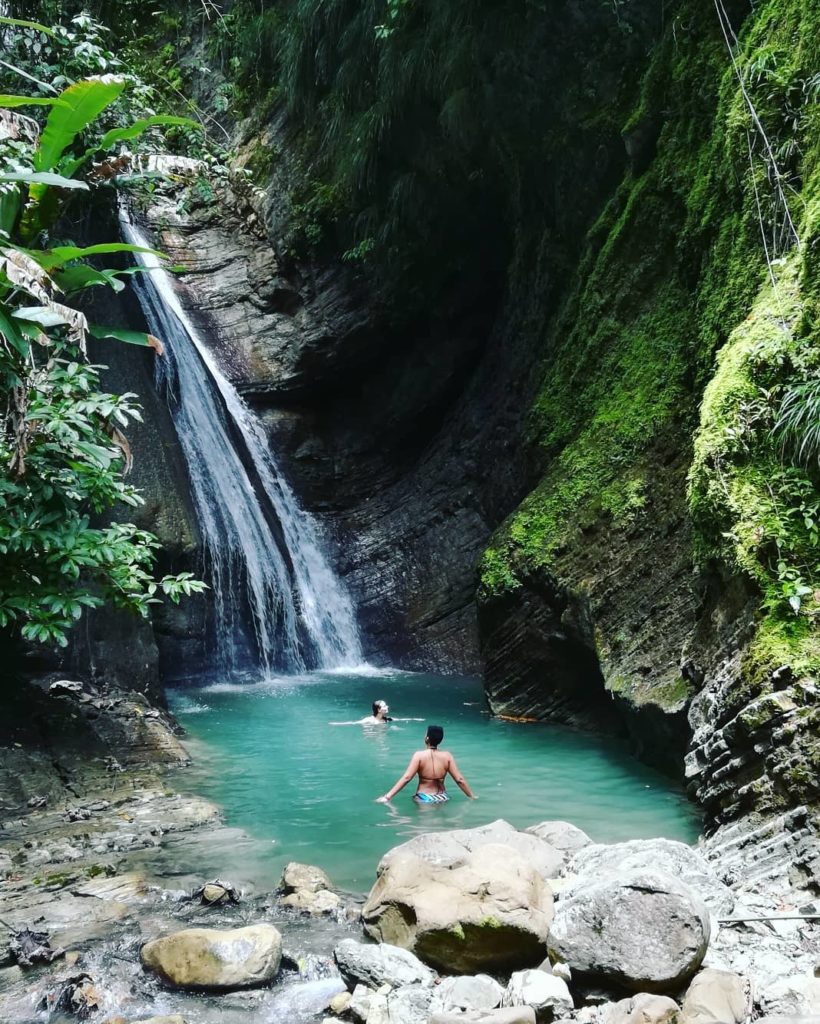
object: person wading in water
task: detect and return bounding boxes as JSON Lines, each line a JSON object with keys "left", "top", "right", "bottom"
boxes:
{"left": 376, "top": 724, "right": 476, "bottom": 804}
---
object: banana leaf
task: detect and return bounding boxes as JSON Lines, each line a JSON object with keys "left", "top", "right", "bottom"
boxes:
{"left": 33, "top": 77, "right": 127, "bottom": 173}
{"left": 0, "top": 171, "right": 89, "bottom": 190}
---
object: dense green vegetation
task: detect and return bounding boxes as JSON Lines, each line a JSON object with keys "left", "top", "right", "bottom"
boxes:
{"left": 0, "top": 14, "right": 205, "bottom": 647}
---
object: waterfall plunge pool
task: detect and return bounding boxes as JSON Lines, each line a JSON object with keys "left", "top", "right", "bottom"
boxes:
{"left": 167, "top": 671, "right": 701, "bottom": 894}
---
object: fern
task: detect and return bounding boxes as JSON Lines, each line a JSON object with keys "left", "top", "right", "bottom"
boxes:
{"left": 774, "top": 379, "right": 820, "bottom": 469}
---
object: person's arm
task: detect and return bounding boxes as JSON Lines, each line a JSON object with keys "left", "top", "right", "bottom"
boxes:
{"left": 447, "top": 754, "right": 476, "bottom": 799}
{"left": 377, "top": 753, "right": 420, "bottom": 803}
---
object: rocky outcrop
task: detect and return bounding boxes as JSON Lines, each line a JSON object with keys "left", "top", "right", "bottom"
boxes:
{"left": 478, "top": 456, "right": 702, "bottom": 769}
{"left": 547, "top": 872, "right": 711, "bottom": 993}
{"left": 362, "top": 843, "right": 554, "bottom": 974}
{"left": 140, "top": 923, "right": 283, "bottom": 989}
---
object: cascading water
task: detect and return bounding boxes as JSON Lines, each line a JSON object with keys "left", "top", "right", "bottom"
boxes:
{"left": 120, "top": 212, "right": 362, "bottom": 677}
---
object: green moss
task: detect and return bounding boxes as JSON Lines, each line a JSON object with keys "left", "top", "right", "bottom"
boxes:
{"left": 479, "top": 547, "right": 521, "bottom": 597}
{"left": 480, "top": 0, "right": 820, "bottom": 692}
{"left": 479, "top": 916, "right": 503, "bottom": 929}
{"left": 448, "top": 923, "right": 466, "bottom": 941}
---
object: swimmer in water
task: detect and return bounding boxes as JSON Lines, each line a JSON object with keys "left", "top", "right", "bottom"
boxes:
{"left": 376, "top": 724, "right": 476, "bottom": 804}
{"left": 330, "top": 699, "right": 394, "bottom": 726}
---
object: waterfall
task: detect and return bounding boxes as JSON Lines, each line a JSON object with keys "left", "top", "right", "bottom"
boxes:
{"left": 120, "top": 214, "right": 363, "bottom": 677}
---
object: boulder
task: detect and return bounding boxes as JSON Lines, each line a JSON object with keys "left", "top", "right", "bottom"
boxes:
{"left": 681, "top": 968, "right": 752, "bottom": 1024}
{"left": 599, "top": 993, "right": 681, "bottom": 1024}
{"left": 432, "top": 975, "right": 505, "bottom": 1012}
{"left": 280, "top": 861, "right": 340, "bottom": 914}
{"left": 567, "top": 840, "right": 734, "bottom": 917}
{"left": 334, "top": 939, "right": 436, "bottom": 990}
{"left": 385, "top": 983, "right": 435, "bottom": 1023}
{"left": 428, "top": 1008, "right": 537, "bottom": 1024}
{"left": 759, "top": 976, "right": 820, "bottom": 1018}
{"left": 378, "top": 820, "right": 563, "bottom": 883}
{"left": 281, "top": 861, "right": 334, "bottom": 894}
{"left": 139, "top": 924, "right": 282, "bottom": 989}
{"left": 281, "top": 888, "right": 341, "bottom": 914}
{"left": 363, "top": 843, "right": 553, "bottom": 974}
{"left": 502, "top": 969, "right": 573, "bottom": 1021}
{"left": 547, "top": 871, "right": 710, "bottom": 993}
{"left": 525, "top": 822, "right": 592, "bottom": 857}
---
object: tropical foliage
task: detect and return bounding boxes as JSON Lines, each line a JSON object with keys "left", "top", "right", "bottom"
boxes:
{"left": 0, "top": 15, "right": 205, "bottom": 647}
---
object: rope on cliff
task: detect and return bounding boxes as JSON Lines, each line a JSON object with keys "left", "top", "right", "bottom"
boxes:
{"left": 718, "top": 914, "right": 820, "bottom": 924}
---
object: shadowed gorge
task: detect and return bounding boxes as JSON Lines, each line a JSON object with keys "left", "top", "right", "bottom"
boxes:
{"left": 1, "top": 1, "right": 819, "bottom": 1021}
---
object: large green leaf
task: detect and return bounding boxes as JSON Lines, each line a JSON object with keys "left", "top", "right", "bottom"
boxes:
{"left": 53, "top": 265, "right": 125, "bottom": 294}
{"left": 88, "top": 323, "right": 165, "bottom": 355}
{"left": 0, "top": 188, "right": 20, "bottom": 237}
{"left": 0, "top": 15, "right": 55, "bottom": 35}
{"left": 33, "top": 77, "right": 127, "bottom": 173}
{"left": 0, "top": 305, "right": 30, "bottom": 357}
{"left": 0, "top": 95, "right": 64, "bottom": 108}
{"left": 63, "top": 115, "right": 202, "bottom": 178}
{"left": 32, "top": 242, "right": 167, "bottom": 270}
{"left": 0, "top": 171, "right": 89, "bottom": 190}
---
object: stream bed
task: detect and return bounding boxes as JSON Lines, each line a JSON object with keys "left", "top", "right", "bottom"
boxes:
{"left": 168, "top": 670, "right": 700, "bottom": 893}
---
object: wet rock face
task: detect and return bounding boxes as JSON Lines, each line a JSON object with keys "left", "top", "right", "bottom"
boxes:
{"left": 478, "top": 456, "right": 701, "bottom": 773}
{"left": 124, "top": 187, "right": 535, "bottom": 674}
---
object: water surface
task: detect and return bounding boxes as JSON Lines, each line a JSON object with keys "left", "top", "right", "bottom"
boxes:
{"left": 168, "top": 671, "right": 700, "bottom": 892}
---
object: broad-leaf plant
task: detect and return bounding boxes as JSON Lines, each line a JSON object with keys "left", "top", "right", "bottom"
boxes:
{"left": 0, "top": 15, "right": 205, "bottom": 648}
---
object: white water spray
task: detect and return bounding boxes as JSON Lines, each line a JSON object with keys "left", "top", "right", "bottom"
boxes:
{"left": 121, "top": 213, "right": 362, "bottom": 677}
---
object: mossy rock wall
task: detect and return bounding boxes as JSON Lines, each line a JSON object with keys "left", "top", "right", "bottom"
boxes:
{"left": 477, "top": 0, "right": 820, "bottom": 819}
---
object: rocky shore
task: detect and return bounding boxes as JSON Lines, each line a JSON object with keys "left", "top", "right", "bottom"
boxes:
{"left": 1, "top": 679, "right": 819, "bottom": 1024}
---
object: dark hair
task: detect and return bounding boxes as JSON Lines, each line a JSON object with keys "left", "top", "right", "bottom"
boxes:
{"left": 426, "top": 725, "right": 444, "bottom": 747}
{"left": 372, "top": 701, "right": 381, "bottom": 716}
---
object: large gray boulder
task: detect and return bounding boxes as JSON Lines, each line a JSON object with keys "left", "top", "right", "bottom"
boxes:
{"left": 378, "top": 820, "right": 564, "bottom": 882}
{"left": 681, "top": 968, "right": 752, "bottom": 1024}
{"left": 547, "top": 871, "right": 710, "bottom": 993}
{"left": 432, "top": 975, "right": 505, "bottom": 1013}
{"left": 502, "top": 968, "right": 573, "bottom": 1021}
{"left": 525, "top": 822, "right": 592, "bottom": 857}
{"left": 334, "top": 939, "right": 436, "bottom": 990}
{"left": 140, "top": 924, "right": 282, "bottom": 989}
{"left": 567, "top": 839, "right": 734, "bottom": 916}
{"left": 363, "top": 843, "right": 553, "bottom": 974}
{"left": 598, "top": 993, "right": 681, "bottom": 1023}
